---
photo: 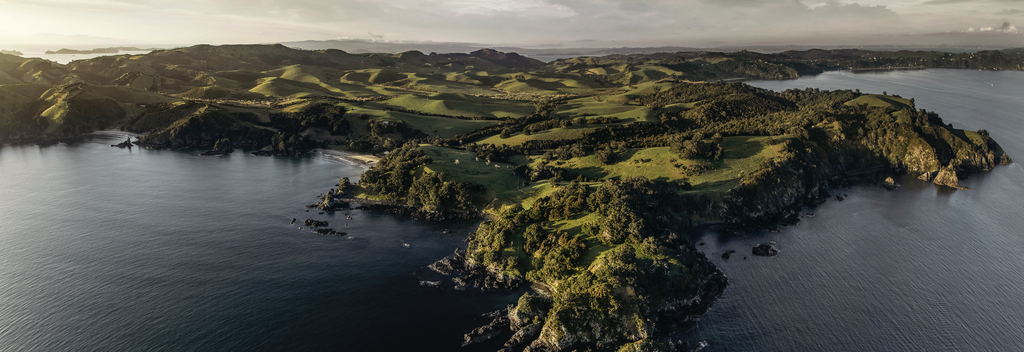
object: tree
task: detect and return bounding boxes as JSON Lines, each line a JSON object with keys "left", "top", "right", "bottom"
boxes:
{"left": 596, "top": 145, "right": 614, "bottom": 165}
{"left": 548, "top": 176, "right": 562, "bottom": 187}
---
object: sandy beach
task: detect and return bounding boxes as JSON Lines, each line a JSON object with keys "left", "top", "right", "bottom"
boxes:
{"left": 319, "top": 148, "right": 380, "bottom": 168}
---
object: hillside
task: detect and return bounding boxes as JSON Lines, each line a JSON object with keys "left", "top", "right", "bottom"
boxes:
{"left": 320, "top": 81, "right": 1011, "bottom": 351}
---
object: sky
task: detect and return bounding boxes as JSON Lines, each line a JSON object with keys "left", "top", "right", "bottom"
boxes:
{"left": 0, "top": 0, "right": 1022, "bottom": 50}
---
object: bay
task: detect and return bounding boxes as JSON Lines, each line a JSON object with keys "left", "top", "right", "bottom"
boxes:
{"left": 0, "top": 134, "right": 517, "bottom": 351}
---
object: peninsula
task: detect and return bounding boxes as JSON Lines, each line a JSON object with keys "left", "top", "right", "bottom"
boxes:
{"left": 0, "top": 44, "right": 1016, "bottom": 351}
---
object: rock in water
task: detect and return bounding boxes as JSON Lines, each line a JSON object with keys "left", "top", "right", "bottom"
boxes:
{"left": 721, "top": 250, "right": 737, "bottom": 260}
{"left": 110, "top": 137, "right": 133, "bottom": 148}
{"left": 752, "top": 242, "right": 779, "bottom": 256}
{"left": 461, "top": 309, "right": 510, "bottom": 347}
{"left": 882, "top": 176, "right": 900, "bottom": 190}
{"left": 303, "top": 219, "right": 329, "bottom": 227}
{"left": 933, "top": 166, "right": 970, "bottom": 190}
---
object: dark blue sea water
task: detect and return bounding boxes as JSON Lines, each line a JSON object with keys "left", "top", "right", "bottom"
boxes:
{"left": 1, "top": 69, "right": 1022, "bottom": 351}
{"left": 0, "top": 137, "right": 518, "bottom": 351}
{"left": 684, "top": 69, "right": 1024, "bottom": 351}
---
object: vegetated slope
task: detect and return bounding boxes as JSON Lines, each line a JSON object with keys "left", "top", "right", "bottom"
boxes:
{"left": 328, "top": 80, "right": 1010, "bottom": 351}
{"left": 0, "top": 45, "right": 552, "bottom": 150}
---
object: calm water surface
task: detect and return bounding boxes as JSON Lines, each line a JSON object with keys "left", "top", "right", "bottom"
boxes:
{"left": 0, "top": 136, "right": 516, "bottom": 351}
{"left": 685, "top": 69, "right": 1024, "bottom": 351}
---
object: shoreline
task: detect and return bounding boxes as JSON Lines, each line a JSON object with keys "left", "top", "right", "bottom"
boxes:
{"left": 317, "top": 149, "right": 380, "bottom": 169}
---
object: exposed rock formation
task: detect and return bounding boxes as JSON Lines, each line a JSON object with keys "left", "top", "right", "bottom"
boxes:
{"left": 429, "top": 248, "right": 521, "bottom": 292}
{"left": 110, "top": 137, "right": 133, "bottom": 149}
{"left": 752, "top": 242, "right": 780, "bottom": 257}
{"left": 882, "top": 176, "right": 899, "bottom": 190}
{"left": 933, "top": 166, "right": 969, "bottom": 190}
{"left": 461, "top": 308, "right": 510, "bottom": 347}
{"left": 303, "top": 219, "right": 329, "bottom": 227}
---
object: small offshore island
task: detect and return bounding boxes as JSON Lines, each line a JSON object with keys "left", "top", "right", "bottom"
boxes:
{"left": 0, "top": 44, "right": 1018, "bottom": 351}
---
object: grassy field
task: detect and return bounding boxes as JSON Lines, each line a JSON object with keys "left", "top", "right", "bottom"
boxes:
{"left": 845, "top": 94, "right": 912, "bottom": 109}
{"left": 419, "top": 145, "right": 527, "bottom": 205}
{"left": 376, "top": 93, "right": 534, "bottom": 118}
{"left": 492, "top": 73, "right": 602, "bottom": 95}
{"left": 846, "top": 94, "right": 914, "bottom": 123}
{"left": 532, "top": 135, "right": 788, "bottom": 197}
{"left": 392, "top": 73, "right": 496, "bottom": 95}
{"left": 478, "top": 127, "right": 596, "bottom": 146}
{"left": 341, "top": 104, "right": 502, "bottom": 138}
{"left": 554, "top": 99, "right": 655, "bottom": 122}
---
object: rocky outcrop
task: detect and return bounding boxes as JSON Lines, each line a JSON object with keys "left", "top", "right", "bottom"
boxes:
{"left": 429, "top": 248, "right": 521, "bottom": 291}
{"left": 655, "top": 267, "right": 729, "bottom": 325}
{"left": 882, "top": 176, "right": 899, "bottom": 190}
{"left": 303, "top": 219, "right": 329, "bottom": 227}
{"left": 110, "top": 137, "right": 133, "bottom": 149}
{"left": 313, "top": 228, "right": 346, "bottom": 236}
{"left": 721, "top": 250, "right": 737, "bottom": 260}
{"left": 501, "top": 323, "right": 542, "bottom": 351}
{"left": 418, "top": 280, "right": 441, "bottom": 289}
{"left": 461, "top": 308, "right": 510, "bottom": 347}
{"left": 200, "top": 138, "right": 234, "bottom": 156}
{"left": 311, "top": 194, "right": 478, "bottom": 222}
{"left": 933, "top": 166, "right": 969, "bottom": 190}
{"left": 752, "top": 242, "right": 779, "bottom": 256}
{"left": 307, "top": 194, "right": 346, "bottom": 211}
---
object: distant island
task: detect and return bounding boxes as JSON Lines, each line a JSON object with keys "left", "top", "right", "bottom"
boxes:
{"left": 0, "top": 49, "right": 23, "bottom": 56}
{"left": 44, "top": 47, "right": 159, "bottom": 55}
{"left": 0, "top": 44, "right": 1016, "bottom": 351}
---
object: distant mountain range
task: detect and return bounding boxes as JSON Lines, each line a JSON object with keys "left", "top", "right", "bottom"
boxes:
{"left": 281, "top": 39, "right": 1014, "bottom": 57}
{"left": 43, "top": 47, "right": 163, "bottom": 55}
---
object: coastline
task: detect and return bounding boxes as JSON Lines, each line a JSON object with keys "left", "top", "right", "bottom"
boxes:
{"left": 318, "top": 149, "right": 380, "bottom": 169}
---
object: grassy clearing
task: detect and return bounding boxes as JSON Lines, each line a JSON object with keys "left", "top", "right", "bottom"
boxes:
{"left": 249, "top": 77, "right": 334, "bottom": 97}
{"left": 397, "top": 74, "right": 495, "bottom": 95}
{"left": 961, "top": 130, "right": 987, "bottom": 146}
{"left": 555, "top": 99, "right": 654, "bottom": 122}
{"left": 377, "top": 93, "right": 534, "bottom": 118}
{"left": 845, "top": 94, "right": 912, "bottom": 110}
{"left": 493, "top": 73, "right": 601, "bottom": 95}
{"left": 535, "top": 135, "right": 788, "bottom": 197}
{"left": 478, "top": 127, "right": 596, "bottom": 146}
{"left": 684, "top": 135, "right": 789, "bottom": 195}
{"left": 419, "top": 145, "right": 527, "bottom": 204}
{"left": 339, "top": 103, "right": 501, "bottom": 138}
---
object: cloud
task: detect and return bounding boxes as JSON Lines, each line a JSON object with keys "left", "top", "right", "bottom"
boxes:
{"left": 0, "top": 0, "right": 1018, "bottom": 48}
{"left": 997, "top": 8, "right": 1024, "bottom": 14}
{"left": 921, "top": 0, "right": 972, "bottom": 5}
{"left": 964, "top": 21, "right": 1019, "bottom": 33}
